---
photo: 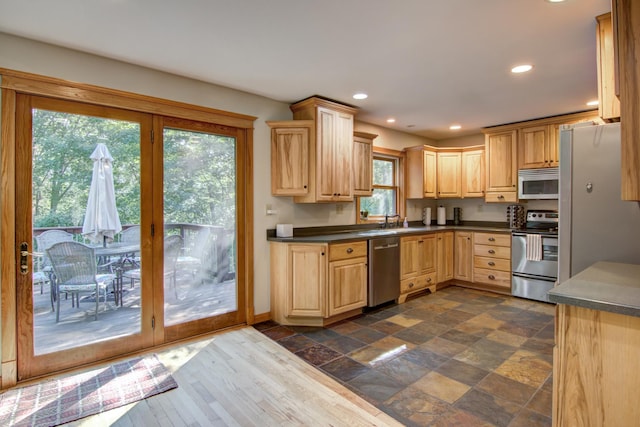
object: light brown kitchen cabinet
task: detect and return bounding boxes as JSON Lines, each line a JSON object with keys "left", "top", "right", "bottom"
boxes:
{"left": 614, "top": 0, "right": 640, "bottom": 201}
{"left": 454, "top": 231, "right": 473, "bottom": 282}
{"left": 436, "top": 231, "right": 454, "bottom": 283}
{"left": 461, "top": 148, "right": 485, "bottom": 198}
{"left": 519, "top": 124, "right": 559, "bottom": 169}
{"left": 472, "top": 232, "right": 511, "bottom": 291}
{"left": 399, "top": 234, "right": 436, "bottom": 302}
{"left": 596, "top": 12, "right": 620, "bottom": 121}
{"left": 484, "top": 130, "right": 518, "bottom": 202}
{"left": 266, "top": 120, "right": 312, "bottom": 196}
{"left": 406, "top": 146, "right": 437, "bottom": 199}
{"left": 353, "top": 131, "right": 376, "bottom": 196}
{"left": 437, "top": 152, "right": 461, "bottom": 198}
{"left": 328, "top": 241, "right": 368, "bottom": 317}
{"left": 290, "top": 97, "right": 357, "bottom": 203}
{"left": 270, "top": 240, "right": 367, "bottom": 326}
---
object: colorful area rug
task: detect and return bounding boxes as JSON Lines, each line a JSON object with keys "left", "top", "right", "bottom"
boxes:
{"left": 0, "top": 354, "right": 178, "bottom": 427}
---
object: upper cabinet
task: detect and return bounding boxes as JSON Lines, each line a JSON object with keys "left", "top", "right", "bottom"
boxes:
{"left": 436, "top": 151, "right": 462, "bottom": 198}
{"left": 519, "top": 124, "right": 558, "bottom": 169}
{"left": 461, "top": 148, "right": 485, "bottom": 198}
{"left": 406, "top": 146, "right": 437, "bottom": 199}
{"left": 484, "top": 130, "right": 518, "bottom": 203}
{"left": 406, "top": 145, "right": 483, "bottom": 200}
{"left": 596, "top": 12, "right": 621, "bottom": 121}
{"left": 353, "top": 131, "right": 376, "bottom": 196}
{"left": 269, "top": 97, "right": 358, "bottom": 203}
{"left": 614, "top": 0, "right": 640, "bottom": 201}
{"left": 267, "top": 120, "right": 312, "bottom": 196}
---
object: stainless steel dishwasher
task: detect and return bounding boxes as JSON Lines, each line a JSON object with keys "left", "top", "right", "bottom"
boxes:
{"left": 367, "top": 236, "right": 400, "bottom": 307}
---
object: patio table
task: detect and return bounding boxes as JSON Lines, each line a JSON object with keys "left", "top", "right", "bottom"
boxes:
{"left": 93, "top": 243, "right": 140, "bottom": 306}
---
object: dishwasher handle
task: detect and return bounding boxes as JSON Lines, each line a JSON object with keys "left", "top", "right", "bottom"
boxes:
{"left": 373, "top": 243, "right": 399, "bottom": 250}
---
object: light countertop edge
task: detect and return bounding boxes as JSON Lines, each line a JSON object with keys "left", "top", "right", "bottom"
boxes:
{"left": 548, "top": 261, "right": 640, "bottom": 318}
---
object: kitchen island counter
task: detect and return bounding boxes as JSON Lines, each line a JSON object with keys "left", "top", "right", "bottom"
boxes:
{"left": 548, "top": 261, "right": 640, "bottom": 317}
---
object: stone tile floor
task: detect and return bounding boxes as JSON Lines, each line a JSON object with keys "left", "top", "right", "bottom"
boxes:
{"left": 255, "top": 286, "right": 555, "bottom": 427}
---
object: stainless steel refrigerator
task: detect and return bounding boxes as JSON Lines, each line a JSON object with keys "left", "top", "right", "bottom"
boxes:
{"left": 558, "top": 121, "right": 640, "bottom": 283}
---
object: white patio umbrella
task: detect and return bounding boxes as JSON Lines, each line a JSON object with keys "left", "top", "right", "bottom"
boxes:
{"left": 82, "top": 143, "right": 122, "bottom": 246}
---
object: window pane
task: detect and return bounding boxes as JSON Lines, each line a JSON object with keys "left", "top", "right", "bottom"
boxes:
{"left": 360, "top": 189, "right": 396, "bottom": 216}
{"left": 373, "top": 159, "right": 394, "bottom": 186}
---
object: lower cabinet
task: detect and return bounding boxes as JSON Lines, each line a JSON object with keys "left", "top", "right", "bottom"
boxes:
{"left": 454, "top": 231, "right": 473, "bottom": 281}
{"left": 436, "top": 231, "right": 454, "bottom": 283}
{"left": 270, "top": 240, "right": 367, "bottom": 326}
{"left": 472, "top": 232, "right": 512, "bottom": 291}
{"left": 399, "top": 234, "right": 437, "bottom": 303}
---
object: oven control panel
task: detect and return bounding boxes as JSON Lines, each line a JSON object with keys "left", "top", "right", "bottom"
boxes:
{"left": 526, "top": 210, "right": 558, "bottom": 224}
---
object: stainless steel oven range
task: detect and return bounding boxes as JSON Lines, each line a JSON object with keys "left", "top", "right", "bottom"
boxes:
{"left": 511, "top": 210, "right": 558, "bottom": 303}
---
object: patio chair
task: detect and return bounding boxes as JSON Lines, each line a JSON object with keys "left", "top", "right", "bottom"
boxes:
{"left": 35, "top": 230, "right": 74, "bottom": 310}
{"left": 46, "top": 241, "right": 116, "bottom": 322}
{"left": 122, "top": 235, "right": 183, "bottom": 298}
{"left": 118, "top": 225, "right": 141, "bottom": 269}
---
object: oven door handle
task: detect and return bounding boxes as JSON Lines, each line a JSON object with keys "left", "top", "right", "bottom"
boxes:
{"left": 512, "top": 272, "right": 557, "bottom": 282}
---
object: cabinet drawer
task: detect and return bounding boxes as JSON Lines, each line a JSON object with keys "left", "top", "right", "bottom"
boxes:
{"left": 485, "top": 191, "right": 517, "bottom": 203}
{"left": 474, "top": 232, "right": 511, "bottom": 247}
{"left": 473, "top": 268, "right": 511, "bottom": 288}
{"left": 329, "top": 241, "right": 367, "bottom": 261}
{"left": 400, "top": 272, "right": 436, "bottom": 294}
{"left": 474, "top": 256, "right": 510, "bottom": 272}
{"left": 474, "top": 244, "right": 510, "bottom": 259}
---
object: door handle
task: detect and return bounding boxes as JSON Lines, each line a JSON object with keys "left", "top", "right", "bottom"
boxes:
{"left": 19, "top": 242, "right": 31, "bottom": 275}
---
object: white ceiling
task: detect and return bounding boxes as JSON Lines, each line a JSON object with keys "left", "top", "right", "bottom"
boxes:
{"left": 0, "top": 0, "right": 612, "bottom": 140}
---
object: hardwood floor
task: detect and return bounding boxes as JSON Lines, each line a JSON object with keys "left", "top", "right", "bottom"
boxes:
{"left": 60, "top": 327, "right": 400, "bottom": 426}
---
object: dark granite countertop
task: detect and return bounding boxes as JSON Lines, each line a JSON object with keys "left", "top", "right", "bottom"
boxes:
{"left": 267, "top": 222, "right": 512, "bottom": 243}
{"left": 548, "top": 262, "right": 640, "bottom": 318}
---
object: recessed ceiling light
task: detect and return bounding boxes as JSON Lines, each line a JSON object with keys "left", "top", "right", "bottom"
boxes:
{"left": 386, "top": 118, "right": 396, "bottom": 123}
{"left": 353, "top": 93, "right": 368, "bottom": 100}
{"left": 586, "top": 100, "right": 599, "bottom": 106}
{"left": 449, "top": 124, "right": 462, "bottom": 131}
{"left": 511, "top": 64, "right": 533, "bottom": 73}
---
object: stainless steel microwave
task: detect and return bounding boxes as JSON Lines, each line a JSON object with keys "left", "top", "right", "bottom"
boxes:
{"left": 518, "top": 167, "right": 559, "bottom": 199}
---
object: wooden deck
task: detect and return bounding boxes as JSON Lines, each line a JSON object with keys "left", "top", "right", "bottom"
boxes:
{"left": 32, "top": 274, "right": 237, "bottom": 355}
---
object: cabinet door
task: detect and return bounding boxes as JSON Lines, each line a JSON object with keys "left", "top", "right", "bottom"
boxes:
{"left": 596, "top": 12, "right": 621, "bottom": 121}
{"left": 400, "top": 236, "right": 420, "bottom": 279}
{"left": 333, "top": 111, "right": 354, "bottom": 201}
{"left": 546, "top": 124, "right": 560, "bottom": 167}
{"left": 270, "top": 125, "right": 310, "bottom": 195}
{"left": 423, "top": 150, "right": 437, "bottom": 198}
{"left": 519, "top": 125, "right": 548, "bottom": 169}
{"left": 417, "top": 234, "right": 437, "bottom": 275}
{"left": 437, "top": 152, "right": 462, "bottom": 198}
{"left": 316, "top": 107, "right": 337, "bottom": 201}
{"left": 454, "top": 231, "right": 473, "bottom": 281}
{"left": 353, "top": 132, "right": 373, "bottom": 196}
{"left": 328, "top": 257, "right": 367, "bottom": 316}
{"left": 462, "top": 149, "right": 485, "bottom": 198}
{"left": 288, "top": 244, "right": 327, "bottom": 317}
{"left": 486, "top": 130, "right": 517, "bottom": 192}
{"left": 437, "top": 232, "right": 454, "bottom": 283}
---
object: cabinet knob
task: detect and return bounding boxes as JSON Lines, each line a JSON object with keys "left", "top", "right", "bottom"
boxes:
{"left": 321, "top": 252, "right": 325, "bottom": 256}
{"left": 488, "top": 261, "right": 495, "bottom": 266}
{"left": 408, "top": 282, "right": 415, "bottom": 288}
{"left": 426, "top": 277, "right": 432, "bottom": 283}
{"left": 488, "top": 249, "right": 495, "bottom": 254}
{"left": 304, "top": 185, "right": 307, "bottom": 189}
{"left": 512, "top": 184, "right": 516, "bottom": 187}
{"left": 488, "top": 275, "right": 495, "bottom": 280}
{"left": 346, "top": 248, "right": 353, "bottom": 254}
{"left": 488, "top": 237, "right": 495, "bottom": 241}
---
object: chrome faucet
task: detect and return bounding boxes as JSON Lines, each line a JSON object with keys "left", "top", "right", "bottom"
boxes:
{"left": 383, "top": 214, "right": 401, "bottom": 228}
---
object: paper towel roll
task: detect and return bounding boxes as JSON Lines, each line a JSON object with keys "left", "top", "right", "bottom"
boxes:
{"left": 423, "top": 207, "right": 431, "bottom": 225}
{"left": 437, "top": 206, "right": 446, "bottom": 225}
